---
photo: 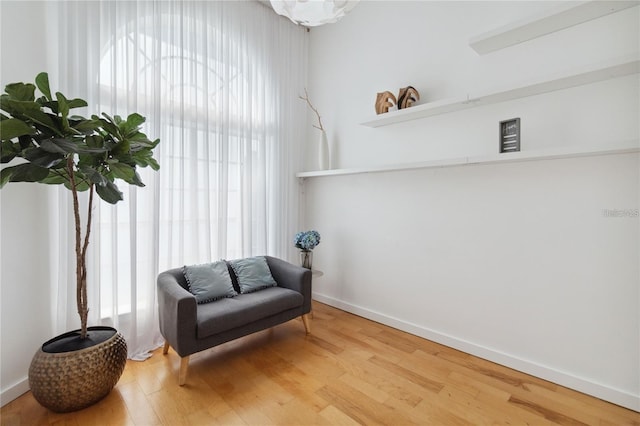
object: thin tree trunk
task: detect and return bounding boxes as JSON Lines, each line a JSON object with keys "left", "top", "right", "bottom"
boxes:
{"left": 80, "top": 184, "right": 95, "bottom": 338}
{"left": 67, "top": 157, "right": 89, "bottom": 339}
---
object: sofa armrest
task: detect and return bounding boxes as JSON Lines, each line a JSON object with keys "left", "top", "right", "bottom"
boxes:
{"left": 265, "top": 256, "right": 312, "bottom": 314}
{"left": 157, "top": 268, "right": 198, "bottom": 357}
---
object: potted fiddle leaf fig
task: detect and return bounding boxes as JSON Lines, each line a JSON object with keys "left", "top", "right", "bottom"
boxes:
{"left": 0, "top": 72, "right": 160, "bottom": 412}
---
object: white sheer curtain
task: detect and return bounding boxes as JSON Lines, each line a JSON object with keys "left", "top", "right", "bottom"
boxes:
{"left": 53, "top": 1, "right": 308, "bottom": 359}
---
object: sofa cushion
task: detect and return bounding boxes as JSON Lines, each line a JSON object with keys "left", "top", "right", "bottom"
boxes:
{"left": 183, "top": 261, "right": 237, "bottom": 304}
{"left": 196, "top": 287, "right": 303, "bottom": 338}
{"left": 229, "top": 256, "right": 278, "bottom": 294}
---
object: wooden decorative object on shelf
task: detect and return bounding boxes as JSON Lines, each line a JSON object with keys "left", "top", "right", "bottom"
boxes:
{"left": 397, "top": 86, "right": 420, "bottom": 109}
{"left": 375, "top": 91, "right": 397, "bottom": 114}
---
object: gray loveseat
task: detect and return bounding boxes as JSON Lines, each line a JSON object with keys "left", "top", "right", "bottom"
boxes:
{"left": 157, "top": 256, "right": 312, "bottom": 385}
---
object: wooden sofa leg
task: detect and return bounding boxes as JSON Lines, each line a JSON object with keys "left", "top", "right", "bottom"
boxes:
{"left": 162, "top": 341, "right": 170, "bottom": 355}
{"left": 302, "top": 314, "right": 311, "bottom": 334}
{"left": 179, "top": 356, "right": 190, "bottom": 386}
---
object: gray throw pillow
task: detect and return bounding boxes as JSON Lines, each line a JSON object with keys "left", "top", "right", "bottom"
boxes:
{"left": 229, "top": 256, "right": 278, "bottom": 294}
{"left": 183, "top": 260, "right": 237, "bottom": 303}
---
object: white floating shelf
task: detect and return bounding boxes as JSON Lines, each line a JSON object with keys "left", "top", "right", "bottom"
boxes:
{"left": 360, "top": 56, "right": 640, "bottom": 128}
{"left": 296, "top": 142, "right": 639, "bottom": 179}
{"left": 469, "top": 0, "right": 639, "bottom": 55}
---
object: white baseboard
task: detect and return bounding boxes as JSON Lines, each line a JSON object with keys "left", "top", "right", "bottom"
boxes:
{"left": 1, "top": 377, "right": 29, "bottom": 407}
{"left": 312, "top": 292, "right": 640, "bottom": 412}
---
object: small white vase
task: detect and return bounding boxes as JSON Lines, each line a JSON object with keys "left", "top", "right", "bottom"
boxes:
{"left": 318, "top": 130, "right": 330, "bottom": 170}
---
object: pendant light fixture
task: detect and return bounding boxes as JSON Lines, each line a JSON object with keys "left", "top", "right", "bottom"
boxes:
{"left": 270, "top": 0, "right": 359, "bottom": 27}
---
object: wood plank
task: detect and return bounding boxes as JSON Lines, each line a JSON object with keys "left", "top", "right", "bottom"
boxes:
{"left": 117, "top": 381, "right": 162, "bottom": 426}
{"left": 318, "top": 404, "right": 362, "bottom": 426}
{"left": 368, "top": 355, "right": 444, "bottom": 394}
{"left": 525, "top": 381, "right": 640, "bottom": 425}
{"left": 316, "top": 383, "right": 415, "bottom": 426}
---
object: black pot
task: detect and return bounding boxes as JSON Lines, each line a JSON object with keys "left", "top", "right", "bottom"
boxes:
{"left": 28, "top": 326, "right": 127, "bottom": 412}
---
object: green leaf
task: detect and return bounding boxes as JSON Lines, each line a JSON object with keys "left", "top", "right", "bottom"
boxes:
{"left": 95, "top": 180, "right": 123, "bottom": 204}
{"left": 0, "top": 162, "right": 49, "bottom": 187}
{"left": 147, "top": 157, "right": 160, "bottom": 171}
{"left": 55, "top": 93, "right": 70, "bottom": 132}
{"left": 4, "top": 82, "right": 36, "bottom": 102}
{"left": 84, "top": 134, "right": 104, "bottom": 148}
{"left": 18, "top": 134, "right": 34, "bottom": 150}
{"left": 128, "top": 133, "right": 152, "bottom": 144}
{"left": 67, "top": 98, "right": 88, "bottom": 109}
{"left": 39, "top": 138, "right": 105, "bottom": 156}
{"left": 0, "top": 97, "right": 42, "bottom": 116}
{"left": 76, "top": 144, "right": 107, "bottom": 155}
{"left": 131, "top": 170, "right": 144, "bottom": 186}
{"left": 35, "top": 72, "right": 52, "bottom": 101}
{"left": 40, "top": 138, "right": 79, "bottom": 154}
{"left": 0, "top": 118, "right": 35, "bottom": 141}
{"left": 109, "top": 162, "right": 136, "bottom": 183}
{"left": 96, "top": 114, "right": 121, "bottom": 138}
{"left": 77, "top": 152, "right": 100, "bottom": 168}
{"left": 23, "top": 146, "right": 65, "bottom": 168}
{"left": 131, "top": 148, "right": 160, "bottom": 171}
{"left": 64, "top": 178, "right": 90, "bottom": 192}
{"left": 41, "top": 169, "right": 69, "bottom": 185}
{"left": 129, "top": 135, "right": 158, "bottom": 152}
{"left": 1, "top": 140, "right": 20, "bottom": 163}
{"left": 110, "top": 139, "right": 131, "bottom": 156}
{"left": 35, "top": 96, "right": 48, "bottom": 107}
{"left": 130, "top": 148, "right": 151, "bottom": 162}
{"left": 126, "top": 113, "right": 145, "bottom": 127}
{"left": 37, "top": 99, "right": 59, "bottom": 114}
{"left": 120, "top": 113, "right": 146, "bottom": 136}
{"left": 55, "top": 92, "right": 69, "bottom": 118}
{"left": 21, "top": 109, "right": 62, "bottom": 136}
{"left": 79, "top": 166, "right": 108, "bottom": 187}
{"left": 0, "top": 167, "right": 11, "bottom": 187}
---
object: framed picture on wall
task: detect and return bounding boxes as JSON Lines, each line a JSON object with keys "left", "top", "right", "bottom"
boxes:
{"left": 499, "top": 118, "right": 520, "bottom": 153}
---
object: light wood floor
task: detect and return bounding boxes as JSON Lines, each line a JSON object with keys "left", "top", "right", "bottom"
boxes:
{"left": 2, "top": 301, "right": 639, "bottom": 425}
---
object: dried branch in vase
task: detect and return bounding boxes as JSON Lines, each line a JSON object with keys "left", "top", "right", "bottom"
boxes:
{"left": 299, "top": 88, "right": 324, "bottom": 131}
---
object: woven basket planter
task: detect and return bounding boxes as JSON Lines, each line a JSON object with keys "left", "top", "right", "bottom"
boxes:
{"left": 28, "top": 326, "right": 127, "bottom": 413}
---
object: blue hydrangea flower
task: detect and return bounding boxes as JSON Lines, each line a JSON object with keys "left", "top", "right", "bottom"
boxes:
{"left": 294, "top": 230, "right": 321, "bottom": 250}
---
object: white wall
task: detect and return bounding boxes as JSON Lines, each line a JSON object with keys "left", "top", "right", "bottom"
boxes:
{"left": 304, "top": 1, "right": 639, "bottom": 169}
{"left": 0, "top": 1, "right": 56, "bottom": 406}
{"left": 303, "top": 1, "right": 640, "bottom": 410}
